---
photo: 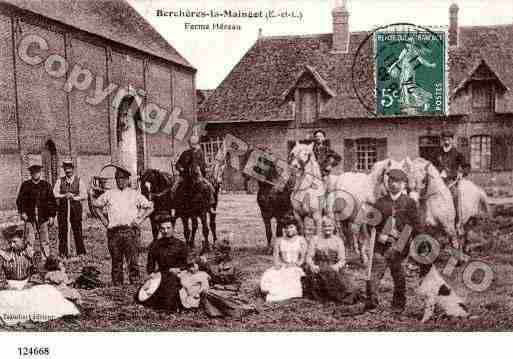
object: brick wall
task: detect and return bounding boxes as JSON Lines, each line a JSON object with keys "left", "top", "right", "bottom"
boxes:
{"left": 205, "top": 117, "right": 513, "bottom": 189}
{"left": 0, "top": 154, "right": 21, "bottom": 210}
{"left": 16, "top": 21, "right": 69, "bottom": 159}
{"left": 145, "top": 62, "right": 173, "bottom": 157}
{"left": 69, "top": 38, "right": 110, "bottom": 156}
{"left": 0, "top": 8, "right": 195, "bottom": 211}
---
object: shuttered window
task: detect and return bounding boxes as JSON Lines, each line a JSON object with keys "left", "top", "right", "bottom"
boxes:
{"left": 470, "top": 135, "right": 491, "bottom": 170}
{"left": 491, "top": 135, "right": 513, "bottom": 171}
{"left": 472, "top": 83, "right": 494, "bottom": 110}
{"left": 299, "top": 89, "right": 318, "bottom": 124}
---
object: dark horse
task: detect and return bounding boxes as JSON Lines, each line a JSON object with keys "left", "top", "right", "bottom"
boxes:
{"left": 256, "top": 178, "right": 294, "bottom": 253}
{"left": 140, "top": 167, "right": 222, "bottom": 252}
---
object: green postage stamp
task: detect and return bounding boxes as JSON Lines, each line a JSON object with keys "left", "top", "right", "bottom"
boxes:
{"left": 375, "top": 31, "right": 446, "bottom": 116}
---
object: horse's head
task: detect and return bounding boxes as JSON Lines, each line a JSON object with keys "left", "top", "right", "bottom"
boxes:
{"left": 140, "top": 168, "right": 174, "bottom": 200}
{"left": 289, "top": 142, "right": 315, "bottom": 172}
{"left": 408, "top": 157, "right": 442, "bottom": 201}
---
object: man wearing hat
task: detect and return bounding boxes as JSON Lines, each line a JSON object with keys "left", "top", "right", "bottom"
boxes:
{"left": 312, "top": 130, "right": 341, "bottom": 178}
{"left": 433, "top": 131, "right": 468, "bottom": 223}
{"left": 53, "top": 159, "right": 87, "bottom": 259}
{"left": 172, "top": 135, "right": 216, "bottom": 213}
{"left": 16, "top": 157, "right": 56, "bottom": 260}
{"left": 92, "top": 164, "right": 153, "bottom": 286}
{"left": 365, "top": 168, "right": 420, "bottom": 314}
{"left": 433, "top": 131, "right": 468, "bottom": 185}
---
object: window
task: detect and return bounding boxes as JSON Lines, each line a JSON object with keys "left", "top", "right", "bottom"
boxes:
{"left": 470, "top": 135, "right": 491, "bottom": 170}
{"left": 419, "top": 136, "right": 440, "bottom": 164}
{"left": 472, "top": 83, "right": 494, "bottom": 110}
{"left": 201, "top": 137, "right": 223, "bottom": 166}
{"left": 356, "top": 138, "right": 377, "bottom": 171}
{"left": 299, "top": 89, "right": 318, "bottom": 124}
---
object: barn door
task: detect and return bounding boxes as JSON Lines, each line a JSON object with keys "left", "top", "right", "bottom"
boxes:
{"left": 42, "top": 140, "right": 58, "bottom": 186}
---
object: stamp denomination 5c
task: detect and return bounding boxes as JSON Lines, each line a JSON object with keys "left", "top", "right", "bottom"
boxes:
{"left": 375, "top": 31, "right": 446, "bottom": 116}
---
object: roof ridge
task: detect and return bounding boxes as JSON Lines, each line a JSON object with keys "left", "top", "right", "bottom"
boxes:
{"left": 258, "top": 30, "right": 370, "bottom": 41}
{"left": 461, "top": 23, "right": 513, "bottom": 30}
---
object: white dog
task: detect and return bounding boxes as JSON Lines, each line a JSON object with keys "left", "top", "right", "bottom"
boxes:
{"left": 417, "top": 266, "right": 469, "bottom": 322}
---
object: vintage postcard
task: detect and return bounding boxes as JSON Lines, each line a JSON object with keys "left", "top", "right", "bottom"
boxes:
{"left": 0, "top": 0, "right": 512, "bottom": 356}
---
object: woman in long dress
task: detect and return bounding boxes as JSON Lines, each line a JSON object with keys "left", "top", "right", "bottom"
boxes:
{"left": 388, "top": 37, "right": 436, "bottom": 113}
{"left": 303, "top": 217, "right": 360, "bottom": 304}
{"left": 260, "top": 217, "right": 307, "bottom": 302}
{"left": 0, "top": 225, "right": 79, "bottom": 326}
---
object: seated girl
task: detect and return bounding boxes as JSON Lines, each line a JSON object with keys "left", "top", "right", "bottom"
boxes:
{"left": 44, "top": 256, "right": 82, "bottom": 305}
{"left": 260, "top": 217, "right": 307, "bottom": 302}
{"left": 304, "top": 217, "right": 360, "bottom": 305}
{"left": 178, "top": 258, "right": 210, "bottom": 309}
{"left": 0, "top": 225, "right": 79, "bottom": 326}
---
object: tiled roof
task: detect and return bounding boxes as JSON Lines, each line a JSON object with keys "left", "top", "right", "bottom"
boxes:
{"left": 199, "top": 24, "right": 513, "bottom": 122}
{"left": 1, "top": 0, "right": 193, "bottom": 69}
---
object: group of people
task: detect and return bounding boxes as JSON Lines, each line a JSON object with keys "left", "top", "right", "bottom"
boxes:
{"left": 0, "top": 126, "right": 469, "bottom": 324}
{"left": 260, "top": 129, "right": 469, "bottom": 315}
{"left": 15, "top": 158, "right": 87, "bottom": 263}
{"left": 259, "top": 168, "right": 417, "bottom": 314}
{"left": 0, "top": 224, "right": 81, "bottom": 326}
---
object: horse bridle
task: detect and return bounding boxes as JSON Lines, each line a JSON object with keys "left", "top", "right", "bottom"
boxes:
{"left": 291, "top": 150, "right": 320, "bottom": 192}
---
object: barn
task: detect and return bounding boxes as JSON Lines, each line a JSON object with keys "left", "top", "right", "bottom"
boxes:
{"left": 198, "top": 2, "right": 513, "bottom": 193}
{"left": 0, "top": 0, "right": 197, "bottom": 210}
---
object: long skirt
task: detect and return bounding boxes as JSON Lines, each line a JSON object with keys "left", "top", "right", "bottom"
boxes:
{"left": 135, "top": 271, "right": 182, "bottom": 312}
{"left": 0, "top": 282, "right": 80, "bottom": 326}
{"left": 260, "top": 266, "right": 305, "bottom": 302}
{"left": 303, "top": 266, "right": 359, "bottom": 304}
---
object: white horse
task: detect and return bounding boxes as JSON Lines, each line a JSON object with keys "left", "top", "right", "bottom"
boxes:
{"left": 289, "top": 141, "right": 409, "bottom": 261}
{"left": 407, "top": 157, "right": 489, "bottom": 250}
{"left": 288, "top": 142, "right": 325, "bottom": 235}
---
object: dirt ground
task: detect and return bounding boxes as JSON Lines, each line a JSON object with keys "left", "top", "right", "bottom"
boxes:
{"left": 2, "top": 194, "right": 513, "bottom": 331}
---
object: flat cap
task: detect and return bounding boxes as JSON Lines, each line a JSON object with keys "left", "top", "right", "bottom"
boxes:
{"left": 2, "top": 224, "right": 24, "bottom": 240}
{"left": 387, "top": 169, "right": 408, "bottom": 182}
{"left": 113, "top": 164, "right": 131, "bottom": 178}
{"left": 62, "top": 159, "right": 74, "bottom": 168}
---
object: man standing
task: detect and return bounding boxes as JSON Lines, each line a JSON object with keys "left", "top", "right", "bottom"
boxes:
{"left": 433, "top": 131, "right": 468, "bottom": 185}
{"left": 16, "top": 158, "right": 56, "bottom": 261}
{"left": 53, "top": 160, "right": 87, "bottom": 259}
{"left": 172, "top": 135, "right": 216, "bottom": 213}
{"left": 432, "top": 131, "right": 468, "bottom": 224}
{"left": 365, "top": 169, "right": 420, "bottom": 314}
{"left": 312, "top": 130, "right": 341, "bottom": 178}
{"left": 146, "top": 213, "right": 187, "bottom": 275}
{"left": 93, "top": 165, "right": 153, "bottom": 286}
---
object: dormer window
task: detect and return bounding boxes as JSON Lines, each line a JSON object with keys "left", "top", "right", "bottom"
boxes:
{"left": 282, "top": 65, "right": 335, "bottom": 125}
{"left": 299, "top": 88, "right": 319, "bottom": 123}
{"left": 452, "top": 60, "right": 506, "bottom": 114}
{"left": 472, "top": 82, "right": 494, "bottom": 111}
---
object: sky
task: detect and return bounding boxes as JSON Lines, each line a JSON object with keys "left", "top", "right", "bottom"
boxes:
{"left": 127, "top": 0, "right": 513, "bottom": 90}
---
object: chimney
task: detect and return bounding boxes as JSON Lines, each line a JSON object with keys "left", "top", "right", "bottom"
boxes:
{"left": 332, "top": 0, "right": 349, "bottom": 53}
{"left": 449, "top": 3, "right": 459, "bottom": 47}
{"left": 258, "top": 28, "right": 263, "bottom": 39}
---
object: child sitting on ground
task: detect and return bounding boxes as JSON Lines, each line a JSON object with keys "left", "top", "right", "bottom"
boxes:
{"left": 44, "top": 256, "right": 82, "bottom": 305}
{"left": 178, "top": 258, "right": 210, "bottom": 309}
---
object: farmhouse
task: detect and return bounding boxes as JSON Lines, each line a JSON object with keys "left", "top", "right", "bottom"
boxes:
{"left": 198, "top": 2, "right": 513, "bottom": 192}
{"left": 0, "top": 0, "right": 197, "bottom": 210}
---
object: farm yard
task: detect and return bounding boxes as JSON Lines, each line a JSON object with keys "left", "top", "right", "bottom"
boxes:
{"left": 2, "top": 193, "right": 513, "bottom": 332}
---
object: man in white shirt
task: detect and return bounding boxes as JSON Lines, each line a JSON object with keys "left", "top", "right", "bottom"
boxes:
{"left": 93, "top": 165, "right": 154, "bottom": 286}
{"left": 53, "top": 160, "right": 87, "bottom": 259}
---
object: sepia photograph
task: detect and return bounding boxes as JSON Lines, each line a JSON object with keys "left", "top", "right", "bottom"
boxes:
{"left": 0, "top": 0, "right": 512, "bottom": 352}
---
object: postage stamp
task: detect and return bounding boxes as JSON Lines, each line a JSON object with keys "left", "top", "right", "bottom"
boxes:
{"left": 375, "top": 30, "right": 446, "bottom": 116}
